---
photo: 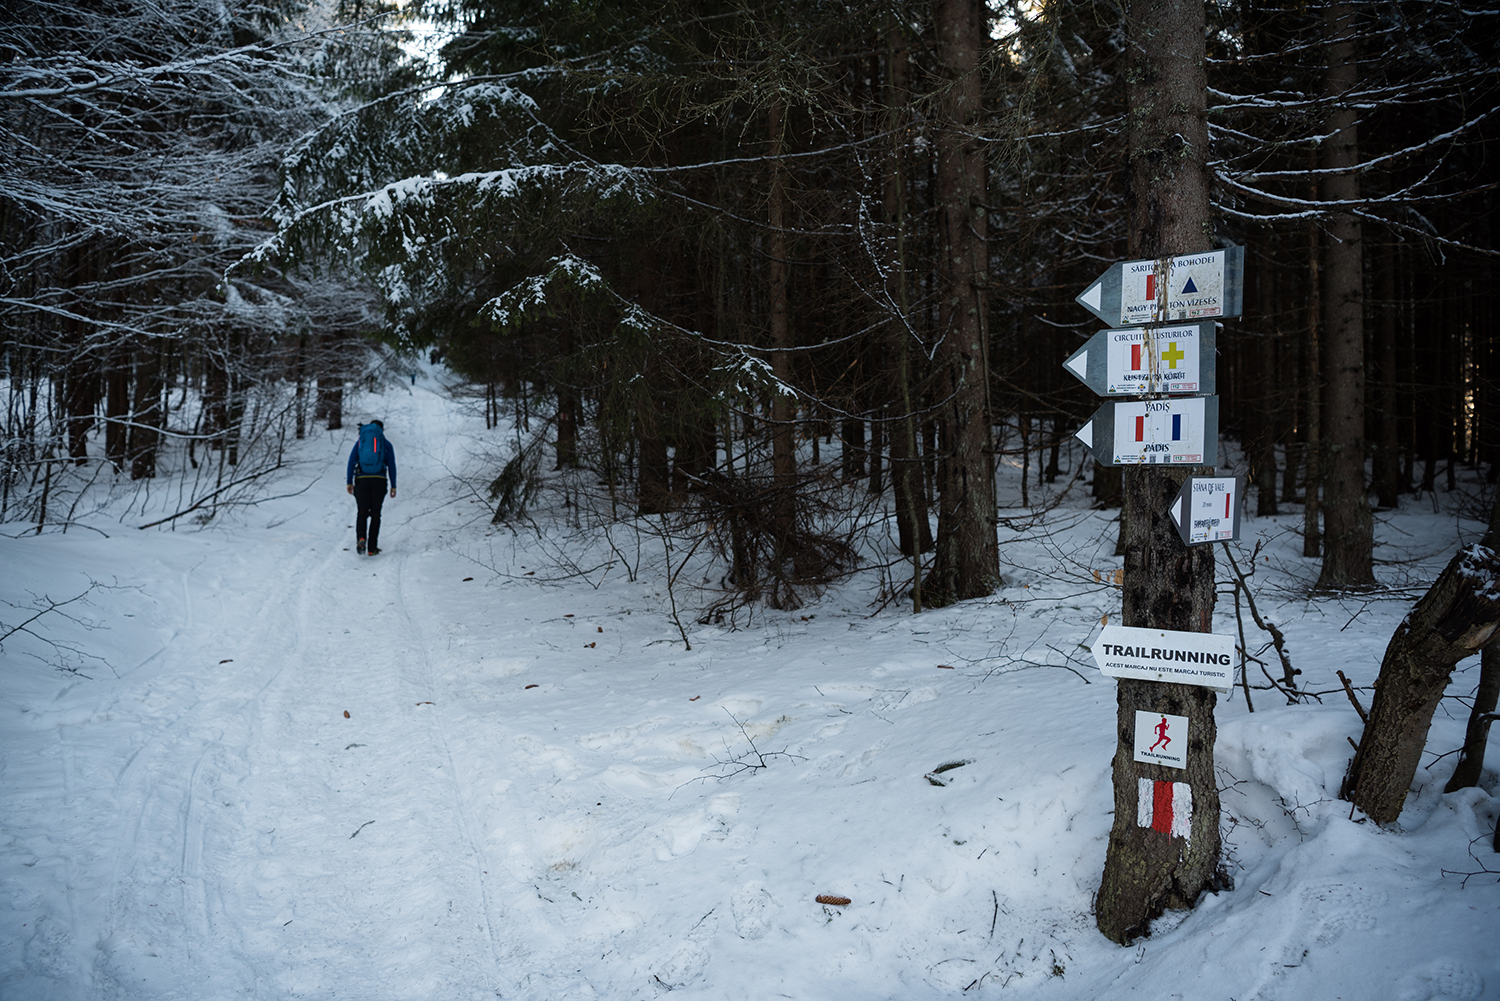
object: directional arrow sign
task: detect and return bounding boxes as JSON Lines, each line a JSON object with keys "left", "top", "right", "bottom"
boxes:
{"left": 1076, "top": 246, "right": 1244, "bottom": 327}
{"left": 1168, "top": 475, "right": 1244, "bottom": 546}
{"left": 1091, "top": 624, "right": 1236, "bottom": 690}
{"left": 1062, "top": 322, "right": 1216, "bottom": 397}
{"left": 1073, "top": 396, "right": 1219, "bottom": 467}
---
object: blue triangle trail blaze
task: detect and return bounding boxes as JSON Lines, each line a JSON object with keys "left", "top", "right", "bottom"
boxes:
{"left": 1181, "top": 277, "right": 1199, "bottom": 294}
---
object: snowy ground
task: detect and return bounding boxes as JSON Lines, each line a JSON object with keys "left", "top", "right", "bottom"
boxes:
{"left": 3, "top": 370, "right": 1499, "bottom": 1000}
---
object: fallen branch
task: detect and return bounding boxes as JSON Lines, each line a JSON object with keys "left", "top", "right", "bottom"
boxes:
{"left": 698, "top": 710, "right": 805, "bottom": 783}
{"left": 136, "top": 470, "right": 312, "bottom": 529}
{"left": 1336, "top": 670, "right": 1368, "bottom": 724}
{"left": 1222, "top": 541, "right": 1300, "bottom": 702}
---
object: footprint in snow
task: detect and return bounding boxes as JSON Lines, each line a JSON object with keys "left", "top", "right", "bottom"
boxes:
{"left": 1395, "top": 959, "right": 1484, "bottom": 1001}
{"left": 730, "top": 881, "right": 777, "bottom": 940}
{"left": 653, "top": 939, "right": 710, "bottom": 988}
{"left": 1298, "top": 879, "right": 1385, "bottom": 944}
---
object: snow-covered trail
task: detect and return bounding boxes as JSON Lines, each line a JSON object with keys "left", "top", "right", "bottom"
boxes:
{"left": 4, "top": 379, "right": 1121, "bottom": 999}
{"left": 110, "top": 385, "right": 519, "bottom": 997}
{"left": 5, "top": 374, "right": 1500, "bottom": 1000}
{"left": 5, "top": 382, "right": 521, "bottom": 997}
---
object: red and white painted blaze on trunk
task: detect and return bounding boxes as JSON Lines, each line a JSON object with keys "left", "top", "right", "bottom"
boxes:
{"left": 1137, "top": 778, "right": 1193, "bottom": 838}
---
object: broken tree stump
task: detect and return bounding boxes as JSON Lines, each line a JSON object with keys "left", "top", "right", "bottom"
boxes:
{"left": 1341, "top": 544, "right": 1500, "bottom": 825}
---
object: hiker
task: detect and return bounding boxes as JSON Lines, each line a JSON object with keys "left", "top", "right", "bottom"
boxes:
{"left": 346, "top": 420, "right": 397, "bottom": 555}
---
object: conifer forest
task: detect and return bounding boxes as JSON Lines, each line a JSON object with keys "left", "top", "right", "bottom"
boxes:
{"left": 5, "top": 2, "right": 1500, "bottom": 988}
{"left": 3, "top": 0, "right": 1497, "bottom": 600}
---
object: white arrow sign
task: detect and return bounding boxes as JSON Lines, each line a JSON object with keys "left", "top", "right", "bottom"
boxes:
{"left": 1062, "top": 322, "right": 1216, "bottom": 397}
{"left": 1076, "top": 247, "right": 1244, "bottom": 328}
{"left": 1091, "top": 624, "right": 1236, "bottom": 690}
{"left": 1073, "top": 397, "right": 1219, "bottom": 467}
{"left": 1169, "top": 475, "right": 1244, "bottom": 546}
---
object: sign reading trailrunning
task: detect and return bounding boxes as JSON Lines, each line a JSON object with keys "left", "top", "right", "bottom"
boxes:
{"left": 1090, "top": 624, "right": 1236, "bottom": 690}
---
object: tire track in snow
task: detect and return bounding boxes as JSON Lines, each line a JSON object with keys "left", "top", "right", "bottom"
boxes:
{"left": 202, "top": 496, "right": 505, "bottom": 992}
{"left": 391, "top": 548, "right": 507, "bottom": 981}
{"left": 90, "top": 532, "right": 326, "bottom": 994}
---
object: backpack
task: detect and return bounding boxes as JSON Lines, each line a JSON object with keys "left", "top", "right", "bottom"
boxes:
{"left": 356, "top": 423, "right": 388, "bottom": 475}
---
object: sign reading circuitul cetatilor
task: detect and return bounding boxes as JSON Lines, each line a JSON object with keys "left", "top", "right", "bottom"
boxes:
{"left": 1090, "top": 624, "right": 1236, "bottom": 690}
{"left": 1061, "top": 322, "right": 1216, "bottom": 397}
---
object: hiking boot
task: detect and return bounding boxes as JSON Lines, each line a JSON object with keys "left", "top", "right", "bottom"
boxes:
{"left": 356, "top": 538, "right": 366, "bottom": 555}
{"left": 367, "top": 546, "right": 381, "bottom": 556}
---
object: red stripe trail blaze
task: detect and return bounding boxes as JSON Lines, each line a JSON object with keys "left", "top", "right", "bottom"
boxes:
{"left": 1152, "top": 781, "right": 1174, "bottom": 834}
{"left": 1137, "top": 779, "right": 1193, "bottom": 839}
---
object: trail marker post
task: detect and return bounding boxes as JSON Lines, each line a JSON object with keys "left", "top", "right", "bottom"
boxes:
{"left": 1070, "top": 240, "right": 1246, "bottom": 943}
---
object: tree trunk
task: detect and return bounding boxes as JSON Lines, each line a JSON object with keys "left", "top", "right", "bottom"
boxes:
{"left": 767, "top": 99, "right": 798, "bottom": 572}
{"left": 128, "top": 341, "right": 164, "bottom": 480}
{"left": 1096, "top": 0, "right": 1221, "bottom": 946}
{"left": 1372, "top": 242, "right": 1402, "bottom": 509}
{"left": 106, "top": 348, "right": 129, "bottom": 471}
{"left": 842, "top": 417, "right": 865, "bottom": 481}
{"left": 1444, "top": 487, "right": 1500, "bottom": 793}
{"left": 62, "top": 360, "right": 96, "bottom": 466}
{"left": 1443, "top": 644, "right": 1500, "bottom": 794}
{"left": 883, "top": 19, "right": 932, "bottom": 576}
{"left": 205, "top": 346, "right": 229, "bottom": 448}
{"left": 1094, "top": 464, "right": 1123, "bottom": 509}
{"left": 928, "top": 0, "right": 998, "bottom": 603}
{"left": 1303, "top": 214, "right": 1323, "bottom": 557}
{"left": 637, "top": 424, "right": 670, "bottom": 516}
{"left": 224, "top": 337, "right": 243, "bottom": 467}
{"left": 314, "top": 329, "right": 345, "bottom": 432}
{"left": 1342, "top": 543, "right": 1500, "bottom": 823}
{"left": 1098, "top": 469, "right": 1222, "bottom": 943}
{"left": 1314, "top": 0, "right": 1376, "bottom": 590}
{"left": 294, "top": 333, "right": 308, "bottom": 440}
{"left": 1254, "top": 248, "right": 1280, "bottom": 516}
{"left": 556, "top": 323, "right": 578, "bottom": 469}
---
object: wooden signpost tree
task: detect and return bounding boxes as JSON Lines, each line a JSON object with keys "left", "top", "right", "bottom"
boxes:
{"left": 1092, "top": 0, "right": 1224, "bottom": 944}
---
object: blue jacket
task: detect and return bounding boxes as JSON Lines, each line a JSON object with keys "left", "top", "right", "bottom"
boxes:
{"left": 347, "top": 438, "right": 397, "bottom": 490}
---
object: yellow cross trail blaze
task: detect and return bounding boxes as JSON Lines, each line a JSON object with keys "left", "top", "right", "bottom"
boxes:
{"left": 1161, "top": 342, "right": 1185, "bottom": 370}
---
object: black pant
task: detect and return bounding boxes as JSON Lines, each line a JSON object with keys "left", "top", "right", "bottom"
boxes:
{"left": 354, "top": 477, "right": 387, "bottom": 549}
